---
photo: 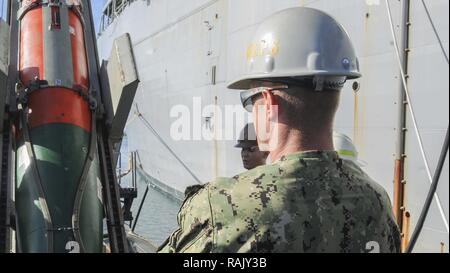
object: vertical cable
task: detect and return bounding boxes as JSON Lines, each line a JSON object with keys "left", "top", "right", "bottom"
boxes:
{"left": 385, "top": 0, "right": 449, "bottom": 233}
{"left": 420, "top": 0, "right": 449, "bottom": 65}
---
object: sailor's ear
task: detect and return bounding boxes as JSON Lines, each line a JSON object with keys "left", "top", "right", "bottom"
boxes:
{"left": 261, "top": 90, "right": 278, "bottom": 107}
{"left": 261, "top": 90, "right": 279, "bottom": 121}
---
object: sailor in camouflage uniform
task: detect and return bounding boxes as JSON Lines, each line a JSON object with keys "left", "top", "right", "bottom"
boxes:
{"left": 158, "top": 7, "right": 401, "bottom": 253}
{"left": 235, "top": 123, "right": 269, "bottom": 170}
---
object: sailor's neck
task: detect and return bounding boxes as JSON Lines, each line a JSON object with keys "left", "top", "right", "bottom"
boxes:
{"left": 269, "top": 129, "right": 334, "bottom": 162}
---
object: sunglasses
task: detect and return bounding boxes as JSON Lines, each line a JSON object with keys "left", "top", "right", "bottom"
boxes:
{"left": 240, "top": 84, "right": 289, "bottom": 112}
{"left": 240, "top": 77, "right": 347, "bottom": 112}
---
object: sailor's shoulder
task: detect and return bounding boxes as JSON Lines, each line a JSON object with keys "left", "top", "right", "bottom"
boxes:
{"left": 178, "top": 183, "right": 211, "bottom": 215}
{"left": 184, "top": 184, "right": 206, "bottom": 199}
{"left": 230, "top": 163, "right": 288, "bottom": 184}
{"left": 340, "top": 160, "right": 394, "bottom": 208}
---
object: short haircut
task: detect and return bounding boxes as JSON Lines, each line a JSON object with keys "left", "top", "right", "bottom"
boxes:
{"left": 273, "top": 87, "right": 341, "bottom": 132}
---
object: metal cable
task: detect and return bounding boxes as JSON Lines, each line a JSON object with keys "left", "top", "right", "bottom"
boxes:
{"left": 406, "top": 127, "right": 449, "bottom": 253}
{"left": 135, "top": 106, "right": 203, "bottom": 185}
{"left": 385, "top": 0, "right": 449, "bottom": 233}
{"left": 421, "top": 0, "right": 449, "bottom": 65}
{"left": 132, "top": 184, "right": 149, "bottom": 232}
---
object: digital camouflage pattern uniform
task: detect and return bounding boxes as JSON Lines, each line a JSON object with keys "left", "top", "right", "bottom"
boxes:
{"left": 158, "top": 151, "right": 401, "bottom": 253}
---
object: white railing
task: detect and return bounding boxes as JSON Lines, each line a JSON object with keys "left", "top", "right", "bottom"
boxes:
{"left": 100, "top": 0, "right": 142, "bottom": 32}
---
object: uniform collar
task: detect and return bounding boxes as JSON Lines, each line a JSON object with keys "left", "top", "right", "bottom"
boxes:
{"left": 276, "top": 150, "right": 340, "bottom": 163}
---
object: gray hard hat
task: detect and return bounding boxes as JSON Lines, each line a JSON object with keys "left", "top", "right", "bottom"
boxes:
{"left": 235, "top": 123, "right": 258, "bottom": 148}
{"left": 228, "top": 7, "right": 361, "bottom": 90}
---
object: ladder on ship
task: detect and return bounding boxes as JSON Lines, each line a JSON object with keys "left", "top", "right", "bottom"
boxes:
{"left": 83, "top": 0, "right": 133, "bottom": 253}
{"left": 0, "top": 119, "right": 13, "bottom": 253}
{"left": 98, "top": 125, "right": 129, "bottom": 253}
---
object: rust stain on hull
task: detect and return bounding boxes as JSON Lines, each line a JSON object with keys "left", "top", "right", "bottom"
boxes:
{"left": 401, "top": 211, "right": 411, "bottom": 253}
{"left": 393, "top": 159, "right": 405, "bottom": 226}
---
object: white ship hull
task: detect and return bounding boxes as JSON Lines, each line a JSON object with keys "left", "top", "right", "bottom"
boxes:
{"left": 97, "top": 0, "right": 449, "bottom": 253}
